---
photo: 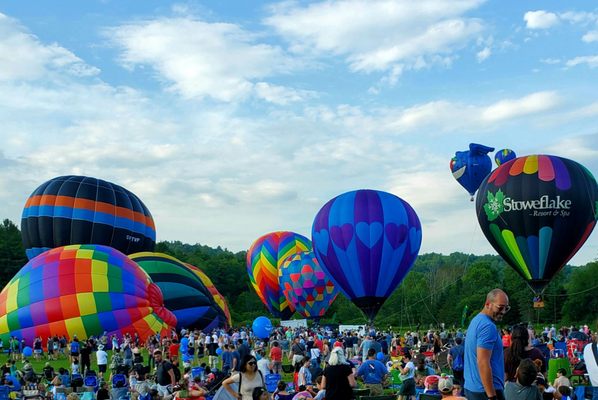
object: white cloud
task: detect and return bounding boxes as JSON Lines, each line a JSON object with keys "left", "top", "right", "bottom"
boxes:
{"left": 524, "top": 10, "right": 559, "bottom": 29}
{"left": 540, "top": 58, "right": 561, "bottom": 65}
{"left": 566, "top": 55, "right": 598, "bottom": 68}
{"left": 106, "top": 17, "right": 296, "bottom": 102}
{"left": 476, "top": 47, "right": 491, "bottom": 62}
{"left": 264, "top": 0, "right": 485, "bottom": 74}
{"left": 480, "top": 91, "right": 560, "bottom": 122}
{"left": 582, "top": 31, "right": 598, "bottom": 43}
{"left": 0, "top": 13, "right": 99, "bottom": 81}
{"left": 254, "top": 82, "right": 317, "bottom": 105}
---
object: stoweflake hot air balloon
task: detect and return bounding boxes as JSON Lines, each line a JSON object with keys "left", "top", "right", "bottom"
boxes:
{"left": 476, "top": 155, "right": 598, "bottom": 295}
{"left": 450, "top": 143, "right": 495, "bottom": 200}
{"left": 279, "top": 251, "right": 338, "bottom": 319}
{"left": 129, "top": 253, "right": 228, "bottom": 332}
{"left": 495, "top": 149, "right": 517, "bottom": 167}
{"left": 21, "top": 176, "right": 156, "bottom": 259}
{"left": 312, "top": 189, "right": 422, "bottom": 323}
{"left": 246, "top": 232, "right": 311, "bottom": 319}
{"left": 0, "top": 245, "right": 176, "bottom": 343}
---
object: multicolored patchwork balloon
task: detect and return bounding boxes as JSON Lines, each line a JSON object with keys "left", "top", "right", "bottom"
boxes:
{"left": 0, "top": 245, "right": 176, "bottom": 343}
{"left": 185, "top": 263, "right": 232, "bottom": 329}
{"left": 129, "top": 253, "right": 227, "bottom": 332}
{"left": 21, "top": 176, "right": 156, "bottom": 260}
{"left": 312, "top": 189, "right": 422, "bottom": 322}
{"left": 476, "top": 155, "right": 598, "bottom": 294}
{"left": 246, "top": 232, "right": 311, "bottom": 319}
{"left": 494, "top": 148, "right": 517, "bottom": 167}
{"left": 280, "top": 251, "right": 338, "bottom": 319}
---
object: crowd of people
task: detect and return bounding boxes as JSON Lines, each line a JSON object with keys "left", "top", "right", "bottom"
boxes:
{"left": 0, "top": 289, "right": 595, "bottom": 400}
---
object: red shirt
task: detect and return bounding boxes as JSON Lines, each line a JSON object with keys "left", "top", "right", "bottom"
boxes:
{"left": 315, "top": 338, "right": 323, "bottom": 352}
{"left": 169, "top": 343, "right": 180, "bottom": 358}
{"left": 270, "top": 346, "right": 282, "bottom": 362}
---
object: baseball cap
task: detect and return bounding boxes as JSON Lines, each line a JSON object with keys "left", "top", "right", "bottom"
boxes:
{"left": 438, "top": 376, "right": 454, "bottom": 393}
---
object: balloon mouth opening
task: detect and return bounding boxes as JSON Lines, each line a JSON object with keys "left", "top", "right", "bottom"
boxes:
{"left": 352, "top": 297, "right": 387, "bottom": 323}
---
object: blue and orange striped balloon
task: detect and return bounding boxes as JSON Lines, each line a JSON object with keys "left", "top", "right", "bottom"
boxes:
{"left": 0, "top": 245, "right": 176, "bottom": 343}
{"left": 21, "top": 176, "right": 156, "bottom": 259}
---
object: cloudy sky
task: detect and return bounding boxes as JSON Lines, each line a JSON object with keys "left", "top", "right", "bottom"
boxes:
{"left": 1, "top": 0, "right": 598, "bottom": 265}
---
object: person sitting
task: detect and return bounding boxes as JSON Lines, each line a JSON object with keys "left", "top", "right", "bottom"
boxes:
{"left": 252, "top": 387, "right": 270, "bottom": 400}
{"left": 552, "top": 368, "right": 571, "bottom": 391}
{"left": 43, "top": 362, "right": 55, "bottom": 382}
{"left": 504, "top": 358, "right": 542, "bottom": 400}
{"left": 272, "top": 381, "right": 294, "bottom": 400}
{"left": 438, "top": 375, "right": 466, "bottom": 400}
{"left": 555, "top": 385, "right": 572, "bottom": 400}
{"left": 50, "top": 376, "right": 65, "bottom": 398}
{"left": 424, "top": 375, "right": 441, "bottom": 395}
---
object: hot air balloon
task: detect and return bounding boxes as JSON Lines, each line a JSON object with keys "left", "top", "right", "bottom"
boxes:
{"left": 246, "top": 232, "right": 311, "bottom": 319}
{"left": 312, "top": 189, "right": 422, "bottom": 323}
{"left": 21, "top": 176, "right": 156, "bottom": 260}
{"left": 129, "top": 253, "right": 227, "bottom": 332}
{"left": 279, "top": 251, "right": 338, "bottom": 319}
{"left": 476, "top": 155, "right": 598, "bottom": 295}
{"left": 0, "top": 245, "right": 176, "bottom": 344}
{"left": 185, "top": 263, "right": 232, "bottom": 328}
{"left": 450, "top": 143, "right": 495, "bottom": 200}
{"left": 495, "top": 149, "right": 517, "bottom": 167}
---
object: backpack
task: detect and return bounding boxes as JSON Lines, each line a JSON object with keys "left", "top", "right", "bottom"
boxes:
{"left": 452, "top": 350, "right": 464, "bottom": 371}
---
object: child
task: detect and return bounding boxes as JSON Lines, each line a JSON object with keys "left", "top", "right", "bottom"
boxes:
{"left": 71, "top": 358, "right": 80, "bottom": 375}
{"left": 553, "top": 368, "right": 571, "bottom": 391}
{"left": 504, "top": 359, "right": 542, "bottom": 400}
{"left": 273, "top": 381, "right": 294, "bottom": 400}
{"left": 556, "top": 385, "right": 572, "bottom": 400}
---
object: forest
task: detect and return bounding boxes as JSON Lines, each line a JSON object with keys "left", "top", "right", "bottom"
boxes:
{"left": 1, "top": 218, "right": 596, "bottom": 329}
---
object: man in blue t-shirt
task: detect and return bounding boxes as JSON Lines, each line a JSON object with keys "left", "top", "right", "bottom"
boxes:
{"left": 464, "top": 288, "right": 509, "bottom": 400}
{"left": 356, "top": 348, "right": 388, "bottom": 396}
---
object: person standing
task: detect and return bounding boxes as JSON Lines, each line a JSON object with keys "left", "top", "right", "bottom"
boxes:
{"left": 96, "top": 345, "right": 108, "bottom": 379}
{"left": 321, "top": 347, "right": 355, "bottom": 400}
{"left": 464, "top": 288, "right": 510, "bottom": 400}
{"left": 356, "top": 348, "right": 388, "bottom": 396}
{"left": 154, "top": 349, "right": 176, "bottom": 398}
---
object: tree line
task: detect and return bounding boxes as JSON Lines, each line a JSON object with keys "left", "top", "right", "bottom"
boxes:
{"left": 1, "top": 218, "right": 596, "bottom": 328}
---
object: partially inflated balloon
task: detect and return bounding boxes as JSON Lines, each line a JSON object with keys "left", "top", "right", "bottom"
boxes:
{"left": 21, "top": 176, "right": 156, "bottom": 259}
{"left": 476, "top": 155, "right": 598, "bottom": 294}
{"left": 247, "top": 232, "right": 311, "bottom": 319}
{"left": 312, "top": 189, "right": 422, "bottom": 322}
{"left": 495, "top": 149, "right": 516, "bottom": 167}
{"left": 185, "top": 263, "right": 232, "bottom": 328}
{"left": 0, "top": 245, "right": 176, "bottom": 343}
{"left": 130, "top": 253, "right": 227, "bottom": 332}
{"left": 450, "top": 143, "right": 495, "bottom": 199}
{"left": 280, "top": 251, "right": 338, "bottom": 319}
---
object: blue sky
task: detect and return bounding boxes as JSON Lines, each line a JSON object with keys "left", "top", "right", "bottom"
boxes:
{"left": 1, "top": 0, "right": 597, "bottom": 265}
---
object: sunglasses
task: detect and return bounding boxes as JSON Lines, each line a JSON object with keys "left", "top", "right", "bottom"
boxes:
{"left": 492, "top": 304, "right": 511, "bottom": 313}
{"left": 248, "top": 361, "right": 257, "bottom": 366}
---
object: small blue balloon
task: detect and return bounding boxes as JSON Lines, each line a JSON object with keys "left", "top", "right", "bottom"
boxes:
{"left": 376, "top": 352, "right": 385, "bottom": 362}
{"left": 23, "top": 346, "right": 33, "bottom": 358}
{"left": 216, "top": 347, "right": 223, "bottom": 356}
{"left": 450, "top": 143, "right": 495, "bottom": 199}
{"left": 252, "top": 316, "right": 273, "bottom": 339}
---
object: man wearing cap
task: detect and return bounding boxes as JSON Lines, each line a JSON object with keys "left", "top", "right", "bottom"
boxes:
{"left": 439, "top": 375, "right": 466, "bottom": 400}
{"left": 464, "top": 289, "right": 509, "bottom": 400}
{"left": 96, "top": 345, "right": 108, "bottom": 379}
{"left": 154, "top": 349, "right": 176, "bottom": 398}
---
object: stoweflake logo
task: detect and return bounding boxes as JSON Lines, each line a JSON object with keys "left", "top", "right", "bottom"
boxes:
{"left": 484, "top": 189, "right": 572, "bottom": 222}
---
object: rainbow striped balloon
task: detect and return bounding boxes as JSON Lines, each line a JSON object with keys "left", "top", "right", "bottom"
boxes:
{"left": 21, "top": 176, "right": 156, "bottom": 260}
{"left": 0, "top": 245, "right": 176, "bottom": 343}
{"left": 246, "top": 231, "right": 311, "bottom": 319}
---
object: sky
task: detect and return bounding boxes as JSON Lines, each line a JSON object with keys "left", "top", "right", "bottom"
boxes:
{"left": 1, "top": 0, "right": 598, "bottom": 265}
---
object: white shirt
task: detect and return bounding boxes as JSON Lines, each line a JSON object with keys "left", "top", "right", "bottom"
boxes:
{"left": 96, "top": 350, "right": 108, "bottom": 365}
{"left": 257, "top": 358, "right": 271, "bottom": 377}
{"left": 583, "top": 342, "right": 598, "bottom": 386}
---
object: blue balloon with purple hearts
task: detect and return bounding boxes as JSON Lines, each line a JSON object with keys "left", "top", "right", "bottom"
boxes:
{"left": 450, "top": 143, "right": 495, "bottom": 200}
{"left": 311, "top": 189, "right": 422, "bottom": 322}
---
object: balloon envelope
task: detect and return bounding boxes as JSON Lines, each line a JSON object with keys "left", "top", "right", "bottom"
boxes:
{"left": 252, "top": 316, "right": 273, "bottom": 339}
{"left": 129, "top": 253, "right": 227, "bottom": 332}
{"left": 495, "top": 149, "right": 516, "bottom": 167}
{"left": 21, "top": 176, "right": 156, "bottom": 260}
{"left": 0, "top": 245, "right": 176, "bottom": 343}
{"left": 312, "top": 189, "right": 422, "bottom": 321}
{"left": 184, "top": 263, "right": 232, "bottom": 329}
{"left": 279, "top": 251, "right": 338, "bottom": 319}
{"left": 247, "top": 232, "right": 311, "bottom": 319}
{"left": 476, "top": 155, "right": 598, "bottom": 293}
{"left": 450, "top": 143, "right": 495, "bottom": 197}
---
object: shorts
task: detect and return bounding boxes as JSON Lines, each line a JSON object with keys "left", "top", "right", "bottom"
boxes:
{"left": 71, "top": 352, "right": 79, "bottom": 357}
{"left": 399, "top": 378, "right": 415, "bottom": 395}
{"left": 34, "top": 349, "right": 42, "bottom": 354}
{"left": 98, "top": 364, "right": 107, "bottom": 373}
